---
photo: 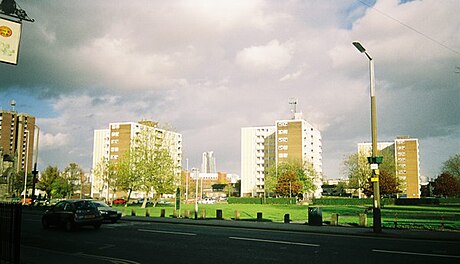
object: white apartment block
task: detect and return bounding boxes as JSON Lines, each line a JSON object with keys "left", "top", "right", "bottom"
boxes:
{"left": 241, "top": 113, "right": 323, "bottom": 198}
{"left": 240, "top": 126, "right": 276, "bottom": 197}
{"left": 91, "top": 121, "right": 182, "bottom": 199}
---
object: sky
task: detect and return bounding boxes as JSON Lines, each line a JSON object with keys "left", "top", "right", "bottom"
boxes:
{"left": 0, "top": 0, "right": 459, "bottom": 180}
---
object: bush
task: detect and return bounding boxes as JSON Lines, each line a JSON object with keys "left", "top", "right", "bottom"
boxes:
{"left": 312, "top": 198, "right": 396, "bottom": 206}
{"left": 227, "top": 197, "right": 296, "bottom": 205}
{"left": 395, "top": 198, "right": 440, "bottom": 205}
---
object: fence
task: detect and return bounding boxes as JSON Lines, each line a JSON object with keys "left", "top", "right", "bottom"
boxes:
{"left": 0, "top": 203, "right": 22, "bottom": 264}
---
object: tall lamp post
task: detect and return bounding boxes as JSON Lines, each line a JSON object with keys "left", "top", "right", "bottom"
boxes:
{"left": 22, "top": 130, "right": 30, "bottom": 205}
{"left": 352, "top": 41, "right": 382, "bottom": 233}
{"left": 31, "top": 125, "right": 40, "bottom": 205}
{"left": 192, "top": 168, "right": 199, "bottom": 219}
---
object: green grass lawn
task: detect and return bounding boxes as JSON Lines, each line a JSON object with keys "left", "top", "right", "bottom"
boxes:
{"left": 114, "top": 203, "right": 460, "bottom": 231}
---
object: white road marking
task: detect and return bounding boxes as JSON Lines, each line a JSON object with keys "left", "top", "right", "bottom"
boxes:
{"left": 229, "top": 236, "right": 320, "bottom": 247}
{"left": 76, "top": 252, "right": 140, "bottom": 264}
{"left": 373, "top": 249, "right": 460, "bottom": 259}
{"left": 138, "top": 228, "right": 197, "bottom": 236}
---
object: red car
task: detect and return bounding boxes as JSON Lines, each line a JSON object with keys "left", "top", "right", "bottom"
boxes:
{"left": 113, "top": 198, "right": 126, "bottom": 205}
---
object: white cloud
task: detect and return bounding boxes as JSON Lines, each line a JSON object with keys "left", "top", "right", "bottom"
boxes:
{"left": 1, "top": 0, "right": 458, "bottom": 179}
{"left": 40, "top": 133, "right": 70, "bottom": 150}
{"left": 236, "top": 40, "right": 293, "bottom": 73}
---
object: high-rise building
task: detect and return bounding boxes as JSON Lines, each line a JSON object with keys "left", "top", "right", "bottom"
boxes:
{"left": 201, "top": 151, "right": 216, "bottom": 173}
{"left": 0, "top": 110, "right": 36, "bottom": 173}
{"left": 91, "top": 121, "right": 182, "bottom": 199}
{"left": 395, "top": 137, "right": 420, "bottom": 198}
{"left": 241, "top": 126, "right": 276, "bottom": 196}
{"left": 241, "top": 111, "right": 323, "bottom": 197}
{"left": 357, "top": 136, "right": 421, "bottom": 198}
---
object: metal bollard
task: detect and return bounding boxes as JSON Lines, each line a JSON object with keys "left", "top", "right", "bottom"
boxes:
{"left": 234, "top": 210, "right": 240, "bottom": 221}
{"left": 257, "top": 212, "right": 263, "bottom": 222}
{"left": 216, "top": 209, "right": 223, "bottom": 220}
{"left": 160, "top": 209, "right": 166, "bottom": 217}
{"left": 200, "top": 209, "right": 206, "bottom": 219}
{"left": 284, "top": 214, "right": 290, "bottom": 224}
{"left": 331, "top": 213, "right": 339, "bottom": 226}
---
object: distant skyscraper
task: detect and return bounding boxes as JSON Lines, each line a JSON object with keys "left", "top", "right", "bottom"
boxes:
{"left": 201, "top": 151, "right": 216, "bottom": 173}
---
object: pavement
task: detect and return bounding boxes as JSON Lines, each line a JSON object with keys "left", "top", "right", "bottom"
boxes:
{"left": 122, "top": 214, "right": 460, "bottom": 242}
{"left": 21, "top": 206, "right": 460, "bottom": 242}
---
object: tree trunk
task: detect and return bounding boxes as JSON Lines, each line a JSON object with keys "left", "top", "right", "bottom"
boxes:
{"left": 125, "top": 188, "right": 133, "bottom": 208}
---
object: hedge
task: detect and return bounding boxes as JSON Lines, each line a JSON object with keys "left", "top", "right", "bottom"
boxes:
{"left": 227, "top": 197, "right": 296, "bottom": 205}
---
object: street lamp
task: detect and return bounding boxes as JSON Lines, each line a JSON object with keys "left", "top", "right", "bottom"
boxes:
{"left": 352, "top": 41, "right": 382, "bottom": 233}
{"left": 192, "top": 168, "right": 199, "bottom": 219}
{"left": 31, "top": 125, "right": 40, "bottom": 205}
{"left": 22, "top": 130, "right": 30, "bottom": 205}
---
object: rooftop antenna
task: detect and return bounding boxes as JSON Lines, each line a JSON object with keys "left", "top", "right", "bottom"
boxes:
{"left": 10, "top": 99, "right": 16, "bottom": 111}
{"left": 288, "top": 97, "right": 298, "bottom": 119}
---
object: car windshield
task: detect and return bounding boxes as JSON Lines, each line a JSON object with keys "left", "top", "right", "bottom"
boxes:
{"left": 93, "top": 201, "right": 110, "bottom": 208}
{"left": 74, "top": 200, "right": 96, "bottom": 210}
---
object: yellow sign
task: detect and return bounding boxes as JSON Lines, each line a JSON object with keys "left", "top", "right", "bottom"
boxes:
{"left": 0, "top": 18, "right": 21, "bottom": 65}
{"left": 371, "top": 177, "right": 379, "bottom": 182}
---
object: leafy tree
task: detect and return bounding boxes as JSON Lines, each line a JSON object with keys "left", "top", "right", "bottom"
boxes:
{"left": 274, "top": 171, "right": 302, "bottom": 197}
{"left": 115, "top": 150, "right": 141, "bottom": 206}
{"left": 9, "top": 170, "right": 34, "bottom": 197}
{"left": 343, "top": 149, "right": 399, "bottom": 198}
{"left": 62, "top": 163, "right": 85, "bottom": 199}
{"left": 266, "top": 160, "right": 317, "bottom": 199}
{"left": 37, "top": 166, "right": 60, "bottom": 199}
{"left": 378, "top": 169, "right": 400, "bottom": 197}
{"left": 342, "top": 153, "right": 371, "bottom": 198}
{"left": 51, "top": 176, "right": 72, "bottom": 198}
{"left": 433, "top": 172, "right": 460, "bottom": 197}
{"left": 441, "top": 154, "right": 460, "bottom": 180}
{"left": 133, "top": 126, "right": 177, "bottom": 208}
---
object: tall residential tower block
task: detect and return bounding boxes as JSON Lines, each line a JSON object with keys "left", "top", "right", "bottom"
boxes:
{"left": 241, "top": 113, "right": 322, "bottom": 197}
{"left": 91, "top": 121, "right": 182, "bottom": 199}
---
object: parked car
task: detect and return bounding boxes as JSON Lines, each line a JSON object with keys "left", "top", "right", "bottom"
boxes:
{"left": 113, "top": 198, "right": 126, "bottom": 205}
{"left": 199, "top": 198, "right": 215, "bottom": 204}
{"left": 135, "top": 198, "right": 151, "bottom": 205}
{"left": 41, "top": 199, "right": 103, "bottom": 231}
{"left": 92, "top": 200, "right": 122, "bottom": 223}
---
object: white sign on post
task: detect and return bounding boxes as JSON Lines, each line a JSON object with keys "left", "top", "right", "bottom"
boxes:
{"left": 0, "top": 18, "right": 21, "bottom": 65}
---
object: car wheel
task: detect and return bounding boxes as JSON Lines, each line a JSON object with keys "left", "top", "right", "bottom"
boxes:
{"left": 65, "top": 220, "right": 74, "bottom": 232}
{"left": 94, "top": 223, "right": 101, "bottom": 229}
{"left": 42, "top": 217, "right": 49, "bottom": 229}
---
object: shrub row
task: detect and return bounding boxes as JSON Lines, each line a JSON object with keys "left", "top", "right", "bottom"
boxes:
{"left": 313, "top": 197, "right": 460, "bottom": 206}
{"left": 227, "top": 197, "right": 296, "bottom": 205}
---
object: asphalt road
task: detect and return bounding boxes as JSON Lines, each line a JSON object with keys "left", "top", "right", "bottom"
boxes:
{"left": 20, "top": 212, "right": 460, "bottom": 264}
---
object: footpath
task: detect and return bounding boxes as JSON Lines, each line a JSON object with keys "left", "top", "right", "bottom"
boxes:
{"left": 123, "top": 214, "right": 460, "bottom": 242}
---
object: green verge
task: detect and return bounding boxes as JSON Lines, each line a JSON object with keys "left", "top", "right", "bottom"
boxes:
{"left": 114, "top": 202, "right": 460, "bottom": 231}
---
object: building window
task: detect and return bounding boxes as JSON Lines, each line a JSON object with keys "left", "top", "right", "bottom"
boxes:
{"left": 278, "top": 122, "right": 288, "bottom": 127}
{"left": 278, "top": 130, "right": 288, "bottom": 135}
{"left": 278, "top": 137, "right": 288, "bottom": 142}
{"left": 278, "top": 153, "right": 288, "bottom": 158}
{"left": 111, "top": 131, "right": 119, "bottom": 137}
{"left": 278, "top": 145, "right": 288, "bottom": 150}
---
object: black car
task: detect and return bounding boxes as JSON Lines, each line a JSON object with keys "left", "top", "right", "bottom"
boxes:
{"left": 42, "top": 199, "right": 103, "bottom": 231}
{"left": 92, "top": 200, "right": 122, "bottom": 223}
